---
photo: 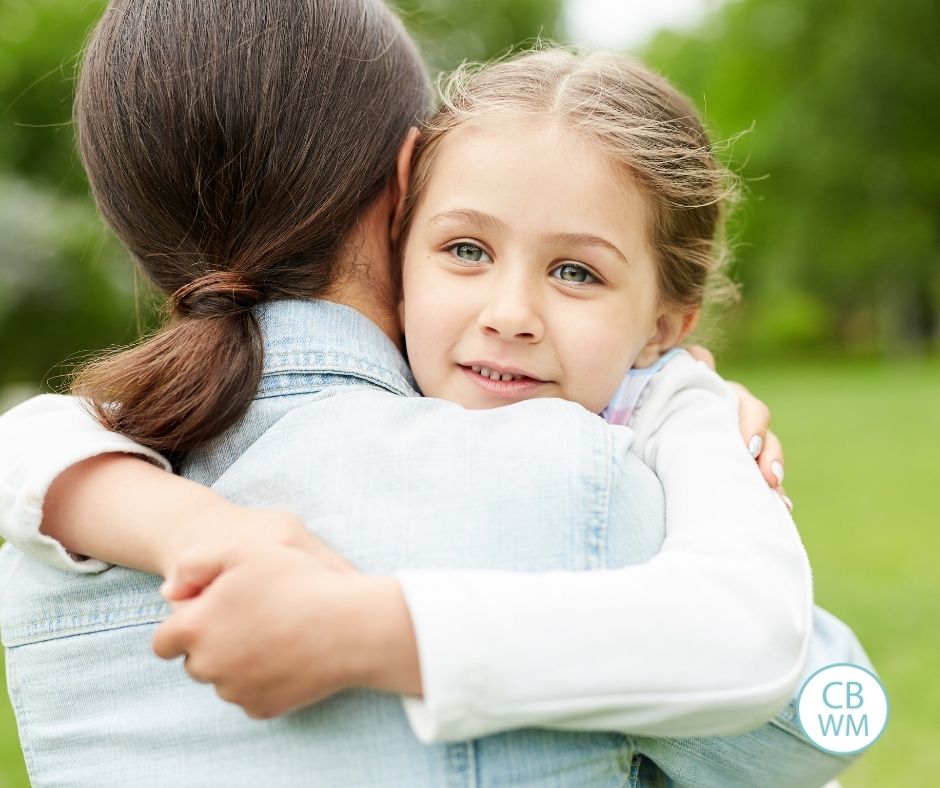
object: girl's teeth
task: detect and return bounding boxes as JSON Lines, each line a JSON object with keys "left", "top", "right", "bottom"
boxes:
{"left": 470, "top": 365, "right": 520, "bottom": 382}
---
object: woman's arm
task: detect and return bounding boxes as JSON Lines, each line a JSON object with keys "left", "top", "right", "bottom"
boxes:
{"left": 152, "top": 530, "right": 863, "bottom": 788}
{"left": 629, "top": 606, "right": 871, "bottom": 787}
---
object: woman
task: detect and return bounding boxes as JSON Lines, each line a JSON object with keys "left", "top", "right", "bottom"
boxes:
{"left": 0, "top": 1, "right": 866, "bottom": 786}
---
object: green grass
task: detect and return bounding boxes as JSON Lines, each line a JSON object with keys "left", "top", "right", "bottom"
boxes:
{"left": 722, "top": 358, "right": 940, "bottom": 786}
{"left": 0, "top": 359, "right": 936, "bottom": 785}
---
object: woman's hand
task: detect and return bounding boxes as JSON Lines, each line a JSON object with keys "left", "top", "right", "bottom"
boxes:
{"left": 152, "top": 542, "right": 421, "bottom": 718}
{"left": 686, "top": 346, "right": 792, "bottom": 511}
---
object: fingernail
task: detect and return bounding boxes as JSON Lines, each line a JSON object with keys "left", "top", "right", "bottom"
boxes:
{"left": 771, "top": 460, "right": 785, "bottom": 485}
{"left": 781, "top": 494, "right": 793, "bottom": 513}
{"left": 159, "top": 580, "right": 175, "bottom": 599}
{"left": 748, "top": 435, "right": 763, "bottom": 458}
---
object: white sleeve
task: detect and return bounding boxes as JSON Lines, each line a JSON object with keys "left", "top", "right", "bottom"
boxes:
{"left": 396, "top": 354, "right": 812, "bottom": 743}
{"left": 0, "top": 394, "right": 171, "bottom": 573}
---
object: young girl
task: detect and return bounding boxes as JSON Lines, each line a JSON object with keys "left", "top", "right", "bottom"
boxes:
{"left": 396, "top": 48, "right": 731, "bottom": 427}
{"left": 0, "top": 10, "right": 864, "bottom": 783}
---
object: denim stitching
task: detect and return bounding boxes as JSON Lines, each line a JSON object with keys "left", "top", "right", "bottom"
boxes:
{"left": 2, "top": 602, "right": 167, "bottom": 646}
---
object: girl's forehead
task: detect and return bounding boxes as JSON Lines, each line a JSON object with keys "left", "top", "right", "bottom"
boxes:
{"left": 414, "top": 116, "right": 654, "bottom": 268}
{"left": 441, "top": 113, "right": 587, "bottom": 155}
{"left": 424, "top": 116, "right": 648, "bottom": 226}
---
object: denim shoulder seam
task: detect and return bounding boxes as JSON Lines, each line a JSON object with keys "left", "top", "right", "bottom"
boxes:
{"left": 2, "top": 602, "right": 167, "bottom": 647}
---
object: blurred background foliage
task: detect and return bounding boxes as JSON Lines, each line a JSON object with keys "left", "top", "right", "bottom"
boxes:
{"left": 0, "top": 0, "right": 937, "bottom": 403}
{"left": 0, "top": 1, "right": 936, "bottom": 786}
{"left": 644, "top": 0, "right": 940, "bottom": 360}
{"left": 0, "top": 0, "right": 940, "bottom": 400}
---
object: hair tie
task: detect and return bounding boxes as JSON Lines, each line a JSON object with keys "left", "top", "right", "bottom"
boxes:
{"left": 169, "top": 271, "right": 264, "bottom": 319}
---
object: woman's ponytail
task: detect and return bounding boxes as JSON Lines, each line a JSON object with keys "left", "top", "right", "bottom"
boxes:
{"left": 73, "top": 272, "right": 264, "bottom": 458}
{"left": 69, "top": 0, "right": 431, "bottom": 458}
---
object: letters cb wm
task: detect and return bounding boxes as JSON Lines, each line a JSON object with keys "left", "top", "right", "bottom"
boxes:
{"left": 797, "top": 663, "right": 888, "bottom": 754}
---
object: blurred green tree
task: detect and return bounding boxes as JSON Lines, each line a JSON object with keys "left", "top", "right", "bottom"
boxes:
{"left": 0, "top": 0, "right": 138, "bottom": 392}
{"left": 0, "top": 0, "right": 105, "bottom": 195}
{"left": 394, "top": 0, "right": 563, "bottom": 71}
{"left": 1, "top": 0, "right": 937, "bottom": 392}
{"left": 644, "top": 0, "right": 940, "bottom": 356}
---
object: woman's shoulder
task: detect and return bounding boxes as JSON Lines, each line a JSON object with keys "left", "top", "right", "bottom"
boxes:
{"left": 259, "top": 386, "right": 653, "bottom": 489}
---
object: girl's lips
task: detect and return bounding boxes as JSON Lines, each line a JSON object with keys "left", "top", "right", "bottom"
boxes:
{"left": 459, "top": 364, "right": 547, "bottom": 398}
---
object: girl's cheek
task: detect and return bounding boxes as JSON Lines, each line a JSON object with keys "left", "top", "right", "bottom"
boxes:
{"left": 396, "top": 299, "right": 406, "bottom": 333}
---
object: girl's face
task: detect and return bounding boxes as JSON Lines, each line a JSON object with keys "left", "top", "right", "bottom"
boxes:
{"left": 401, "top": 118, "right": 670, "bottom": 413}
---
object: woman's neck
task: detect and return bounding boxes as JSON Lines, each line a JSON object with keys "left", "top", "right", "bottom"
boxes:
{"left": 322, "top": 195, "right": 403, "bottom": 352}
{"left": 325, "top": 283, "right": 402, "bottom": 353}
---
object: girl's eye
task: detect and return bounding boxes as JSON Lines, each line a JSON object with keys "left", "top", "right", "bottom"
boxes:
{"left": 448, "top": 243, "right": 491, "bottom": 264}
{"left": 551, "top": 263, "right": 597, "bottom": 285}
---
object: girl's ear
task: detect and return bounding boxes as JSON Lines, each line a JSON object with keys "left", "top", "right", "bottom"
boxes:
{"left": 676, "top": 308, "right": 700, "bottom": 342}
{"left": 390, "top": 127, "right": 420, "bottom": 247}
{"left": 634, "top": 308, "right": 701, "bottom": 367}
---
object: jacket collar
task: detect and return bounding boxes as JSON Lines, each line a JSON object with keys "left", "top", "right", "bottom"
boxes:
{"left": 254, "top": 299, "right": 418, "bottom": 398}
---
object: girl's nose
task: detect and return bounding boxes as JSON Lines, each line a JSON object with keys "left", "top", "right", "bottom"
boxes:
{"left": 477, "top": 279, "right": 544, "bottom": 342}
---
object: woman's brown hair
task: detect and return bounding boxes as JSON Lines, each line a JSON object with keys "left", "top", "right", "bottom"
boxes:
{"left": 72, "top": 0, "right": 430, "bottom": 459}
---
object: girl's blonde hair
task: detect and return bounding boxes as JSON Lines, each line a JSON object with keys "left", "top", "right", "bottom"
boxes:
{"left": 401, "top": 48, "right": 738, "bottom": 315}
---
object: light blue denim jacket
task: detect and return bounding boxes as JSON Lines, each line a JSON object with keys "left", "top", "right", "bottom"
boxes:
{"left": 0, "top": 300, "right": 867, "bottom": 787}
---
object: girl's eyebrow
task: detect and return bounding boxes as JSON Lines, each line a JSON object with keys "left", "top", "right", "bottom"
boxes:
{"left": 428, "top": 209, "right": 506, "bottom": 232}
{"left": 546, "top": 232, "right": 630, "bottom": 266}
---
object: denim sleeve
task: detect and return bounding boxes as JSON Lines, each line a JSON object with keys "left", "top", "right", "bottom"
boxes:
{"left": 630, "top": 607, "right": 873, "bottom": 788}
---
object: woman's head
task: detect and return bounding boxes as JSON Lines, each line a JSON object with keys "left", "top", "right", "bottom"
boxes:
{"left": 398, "top": 48, "right": 736, "bottom": 412}
{"left": 73, "top": 0, "right": 430, "bottom": 455}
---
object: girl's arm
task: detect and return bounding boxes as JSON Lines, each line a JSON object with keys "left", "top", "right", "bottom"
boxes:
{"left": 0, "top": 395, "right": 333, "bottom": 579}
{"left": 396, "top": 353, "right": 813, "bottom": 740}
{"left": 0, "top": 373, "right": 780, "bottom": 575}
{"left": 0, "top": 394, "right": 170, "bottom": 574}
{"left": 1, "top": 376, "right": 805, "bottom": 738}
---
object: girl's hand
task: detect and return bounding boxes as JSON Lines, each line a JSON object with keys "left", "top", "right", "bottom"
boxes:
{"left": 160, "top": 507, "right": 356, "bottom": 601}
{"left": 152, "top": 543, "right": 419, "bottom": 718}
{"left": 686, "top": 346, "right": 791, "bottom": 512}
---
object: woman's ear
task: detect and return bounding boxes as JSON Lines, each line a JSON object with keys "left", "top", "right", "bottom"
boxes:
{"left": 390, "top": 127, "right": 420, "bottom": 247}
{"left": 634, "top": 308, "right": 701, "bottom": 367}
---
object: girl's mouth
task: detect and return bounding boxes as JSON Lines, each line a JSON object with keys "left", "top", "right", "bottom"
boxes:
{"left": 470, "top": 365, "right": 527, "bottom": 382}
{"left": 459, "top": 364, "right": 547, "bottom": 398}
